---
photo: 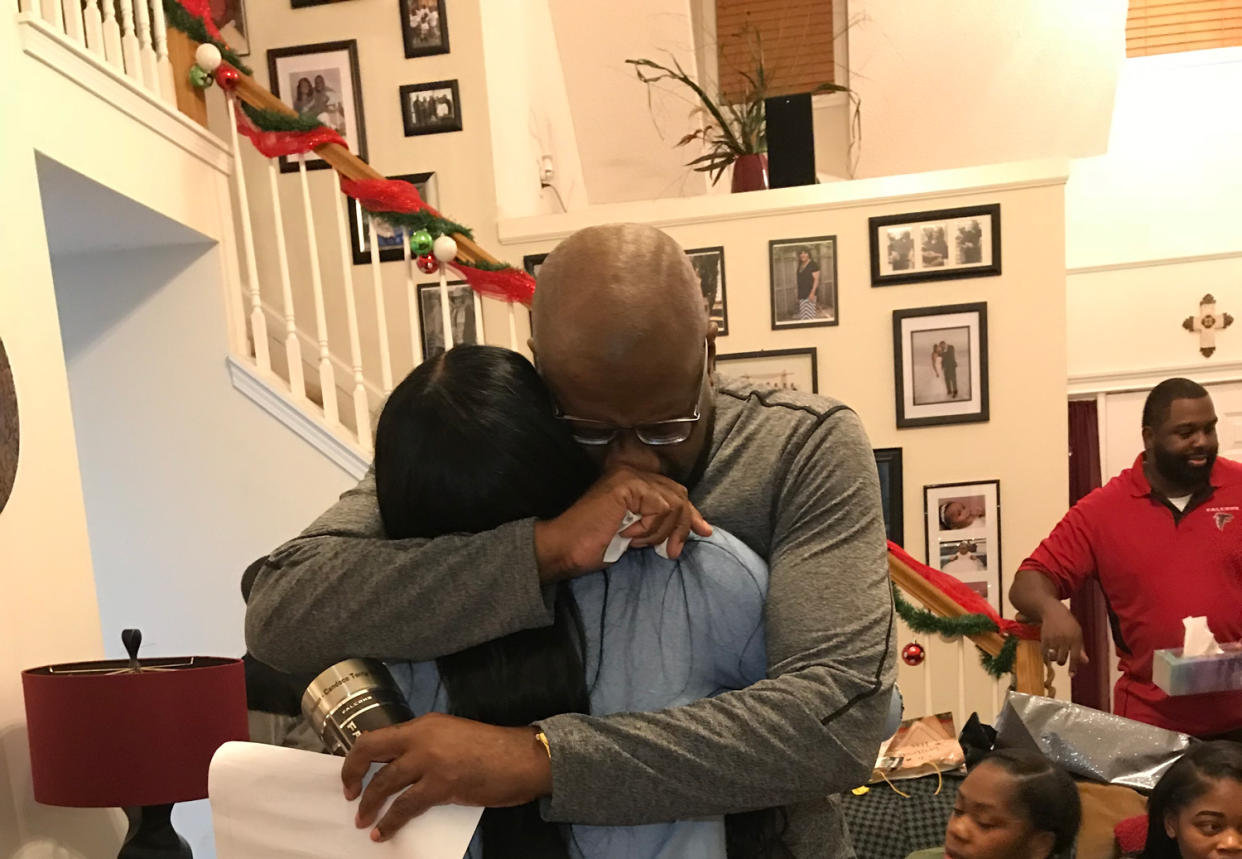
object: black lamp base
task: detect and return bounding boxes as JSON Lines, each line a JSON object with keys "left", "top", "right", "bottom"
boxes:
{"left": 120, "top": 804, "right": 192, "bottom": 859}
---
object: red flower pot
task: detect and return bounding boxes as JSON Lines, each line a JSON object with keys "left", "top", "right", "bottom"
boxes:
{"left": 730, "top": 153, "right": 769, "bottom": 193}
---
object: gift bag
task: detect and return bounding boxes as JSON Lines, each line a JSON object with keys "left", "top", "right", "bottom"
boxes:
{"left": 871, "top": 712, "right": 966, "bottom": 783}
{"left": 994, "top": 692, "right": 1192, "bottom": 791}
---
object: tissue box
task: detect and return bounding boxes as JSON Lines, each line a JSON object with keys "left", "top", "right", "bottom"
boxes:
{"left": 1153, "top": 642, "right": 1242, "bottom": 696}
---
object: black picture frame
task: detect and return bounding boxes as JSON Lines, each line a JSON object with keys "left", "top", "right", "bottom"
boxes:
{"left": 686, "top": 246, "right": 729, "bottom": 337}
{"left": 924, "top": 479, "right": 1003, "bottom": 616}
{"left": 267, "top": 40, "right": 368, "bottom": 173}
{"left": 400, "top": 79, "right": 463, "bottom": 137}
{"left": 416, "top": 281, "right": 479, "bottom": 360}
{"left": 769, "top": 235, "right": 838, "bottom": 330}
{"left": 291, "top": 0, "right": 354, "bottom": 7}
{"left": 716, "top": 347, "right": 818, "bottom": 394}
{"left": 345, "top": 172, "right": 437, "bottom": 266}
{"left": 892, "top": 302, "right": 989, "bottom": 428}
{"left": 869, "top": 204, "right": 1001, "bottom": 287}
{"left": 523, "top": 253, "right": 548, "bottom": 278}
{"left": 873, "top": 447, "right": 904, "bottom": 547}
{"left": 400, "top": 0, "right": 450, "bottom": 58}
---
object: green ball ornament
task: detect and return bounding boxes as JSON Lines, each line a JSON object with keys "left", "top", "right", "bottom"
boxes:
{"left": 189, "top": 65, "right": 212, "bottom": 89}
{"left": 410, "top": 230, "right": 434, "bottom": 256}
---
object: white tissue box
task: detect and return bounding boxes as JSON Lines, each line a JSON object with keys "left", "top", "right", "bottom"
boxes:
{"left": 1153, "top": 643, "right": 1242, "bottom": 696}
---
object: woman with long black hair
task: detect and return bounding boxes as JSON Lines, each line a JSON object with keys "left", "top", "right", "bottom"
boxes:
{"left": 373, "top": 345, "right": 774, "bottom": 858}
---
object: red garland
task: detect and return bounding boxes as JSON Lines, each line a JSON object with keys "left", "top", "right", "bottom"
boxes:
{"left": 340, "top": 177, "right": 441, "bottom": 218}
{"left": 234, "top": 101, "right": 346, "bottom": 158}
{"left": 449, "top": 263, "right": 536, "bottom": 307}
{"left": 172, "top": 0, "right": 223, "bottom": 40}
{"left": 887, "top": 540, "right": 1040, "bottom": 640}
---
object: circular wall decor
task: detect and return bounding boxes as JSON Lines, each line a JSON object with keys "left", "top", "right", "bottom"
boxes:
{"left": 0, "top": 337, "right": 17, "bottom": 515}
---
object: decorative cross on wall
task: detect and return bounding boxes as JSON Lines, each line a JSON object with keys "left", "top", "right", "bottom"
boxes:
{"left": 1183, "top": 293, "right": 1234, "bottom": 358}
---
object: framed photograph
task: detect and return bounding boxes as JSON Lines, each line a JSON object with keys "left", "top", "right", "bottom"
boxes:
{"left": 924, "top": 480, "right": 1002, "bottom": 615}
{"left": 267, "top": 40, "right": 367, "bottom": 173}
{"left": 400, "top": 0, "right": 450, "bottom": 58}
{"left": 400, "top": 80, "right": 462, "bottom": 137}
{"left": 769, "top": 236, "right": 838, "bottom": 329}
{"left": 211, "top": 0, "right": 250, "bottom": 56}
{"left": 873, "top": 448, "right": 904, "bottom": 547}
{"left": 417, "top": 281, "right": 479, "bottom": 360}
{"left": 870, "top": 204, "right": 1001, "bottom": 286}
{"left": 346, "top": 172, "right": 438, "bottom": 266}
{"left": 892, "top": 302, "right": 989, "bottom": 428}
{"left": 524, "top": 253, "right": 548, "bottom": 279}
{"left": 686, "top": 246, "right": 729, "bottom": 336}
{"left": 716, "top": 348, "right": 818, "bottom": 395}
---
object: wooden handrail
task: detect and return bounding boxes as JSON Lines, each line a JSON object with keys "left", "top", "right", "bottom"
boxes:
{"left": 889, "top": 552, "right": 1049, "bottom": 696}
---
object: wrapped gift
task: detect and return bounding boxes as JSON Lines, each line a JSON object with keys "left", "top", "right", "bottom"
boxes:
{"left": 995, "top": 692, "right": 1191, "bottom": 791}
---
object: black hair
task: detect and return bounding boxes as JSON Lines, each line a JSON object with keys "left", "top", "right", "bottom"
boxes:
{"left": 976, "top": 749, "right": 1081, "bottom": 858}
{"left": 1142, "top": 741, "right": 1242, "bottom": 859}
{"left": 1142, "top": 378, "right": 1209, "bottom": 430}
{"left": 374, "top": 345, "right": 595, "bottom": 859}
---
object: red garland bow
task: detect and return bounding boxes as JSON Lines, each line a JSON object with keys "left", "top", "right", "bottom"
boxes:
{"left": 339, "top": 177, "right": 441, "bottom": 218}
{"left": 172, "top": 0, "right": 223, "bottom": 40}
{"left": 233, "top": 101, "right": 347, "bottom": 158}
{"left": 449, "top": 263, "right": 536, "bottom": 307}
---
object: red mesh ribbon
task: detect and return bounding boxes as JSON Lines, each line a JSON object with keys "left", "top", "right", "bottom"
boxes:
{"left": 234, "top": 102, "right": 346, "bottom": 158}
{"left": 339, "top": 177, "right": 441, "bottom": 217}
{"left": 173, "top": 0, "right": 223, "bottom": 40}
{"left": 888, "top": 540, "right": 1040, "bottom": 640}
{"left": 449, "top": 263, "right": 536, "bottom": 307}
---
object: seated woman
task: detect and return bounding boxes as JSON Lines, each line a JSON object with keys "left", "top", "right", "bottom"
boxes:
{"left": 1139, "top": 740, "right": 1242, "bottom": 859}
{"left": 373, "top": 345, "right": 772, "bottom": 859}
{"left": 907, "top": 749, "right": 1081, "bottom": 859}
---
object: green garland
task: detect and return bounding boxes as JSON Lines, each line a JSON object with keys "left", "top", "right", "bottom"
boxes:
{"left": 163, "top": 0, "right": 253, "bottom": 76}
{"left": 240, "top": 102, "right": 326, "bottom": 134}
{"left": 892, "top": 587, "right": 1017, "bottom": 678}
{"left": 369, "top": 209, "right": 474, "bottom": 242}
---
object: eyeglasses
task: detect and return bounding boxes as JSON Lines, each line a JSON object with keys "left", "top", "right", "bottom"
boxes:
{"left": 552, "top": 341, "right": 709, "bottom": 447}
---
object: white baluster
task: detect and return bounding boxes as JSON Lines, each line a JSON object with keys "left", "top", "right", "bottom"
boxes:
{"left": 956, "top": 639, "right": 967, "bottom": 729}
{"left": 332, "top": 197, "right": 372, "bottom": 451}
{"left": 991, "top": 675, "right": 1002, "bottom": 722}
{"left": 367, "top": 216, "right": 394, "bottom": 394}
{"left": 101, "top": 0, "right": 124, "bottom": 70}
{"left": 404, "top": 232, "right": 423, "bottom": 367}
{"left": 297, "top": 154, "right": 339, "bottom": 427}
{"left": 508, "top": 302, "right": 519, "bottom": 351}
{"left": 133, "top": 0, "right": 158, "bottom": 90}
{"left": 225, "top": 95, "right": 269, "bottom": 373}
{"left": 17, "top": 1, "right": 37, "bottom": 18}
{"left": 43, "top": 0, "right": 64, "bottom": 32}
{"left": 471, "top": 285, "right": 485, "bottom": 345}
{"left": 267, "top": 161, "right": 306, "bottom": 400}
{"left": 61, "top": 0, "right": 84, "bottom": 44}
{"left": 922, "top": 642, "right": 934, "bottom": 716}
{"left": 83, "top": 0, "right": 105, "bottom": 58}
{"left": 118, "top": 0, "right": 142, "bottom": 83}
{"left": 150, "top": 0, "right": 176, "bottom": 103}
{"left": 438, "top": 271, "right": 453, "bottom": 357}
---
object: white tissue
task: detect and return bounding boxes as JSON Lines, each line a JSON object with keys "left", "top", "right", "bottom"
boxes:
{"left": 1182, "top": 616, "right": 1224, "bottom": 657}
{"left": 602, "top": 511, "right": 670, "bottom": 563}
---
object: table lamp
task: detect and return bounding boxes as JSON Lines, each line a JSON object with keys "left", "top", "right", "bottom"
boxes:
{"left": 22, "top": 629, "right": 249, "bottom": 858}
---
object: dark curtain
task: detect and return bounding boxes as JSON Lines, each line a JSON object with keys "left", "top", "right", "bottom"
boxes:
{"left": 1068, "top": 400, "right": 1111, "bottom": 710}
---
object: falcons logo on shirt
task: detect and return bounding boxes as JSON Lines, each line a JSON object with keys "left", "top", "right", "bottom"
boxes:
{"left": 1215, "top": 512, "right": 1234, "bottom": 531}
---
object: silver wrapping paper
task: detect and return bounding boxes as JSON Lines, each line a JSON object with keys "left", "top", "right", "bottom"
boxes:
{"left": 994, "top": 691, "right": 1193, "bottom": 791}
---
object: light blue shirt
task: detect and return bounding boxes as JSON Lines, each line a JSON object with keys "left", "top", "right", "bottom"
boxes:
{"left": 387, "top": 528, "right": 769, "bottom": 859}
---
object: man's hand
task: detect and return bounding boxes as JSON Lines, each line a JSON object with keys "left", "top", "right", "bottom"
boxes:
{"left": 1038, "top": 604, "right": 1089, "bottom": 675}
{"left": 534, "top": 466, "right": 712, "bottom": 581}
{"left": 342, "top": 713, "right": 551, "bottom": 842}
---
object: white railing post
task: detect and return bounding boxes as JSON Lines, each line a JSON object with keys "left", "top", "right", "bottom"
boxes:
{"left": 225, "top": 95, "right": 270, "bottom": 373}
{"left": 150, "top": 0, "right": 176, "bottom": 103}
{"left": 956, "top": 639, "right": 968, "bottom": 728}
{"left": 297, "top": 154, "right": 339, "bottom": 427}
{"left": 18, "top": 1, "right": 37, "bottom": 18}
{"left": 61, "top": 0, "right": 84, "bottom": 44}
{"left": 83, "top": 0, "right": 105, "bottom": 58}
{"left": 101, "top": 0, "right": 124, "bottom": 70}
{"left": 332, "top": 197, "right": 372, "bottom": 451}
{"left": 118, "top": 0, "right": 142, "bottom": 83}
{"left": 43, "top": 0, "right": 64, "bottom": 32}
{"left": 438, "top": 272, "right": 453, "bottom": 356}
{"left": 471, "top": 286, "right": 485, "bottom": 346}
{"left": 403, "top": 232, "right": 422, "bottom": 368}
{"left": 133, "top": 0, "right": 158, "bottom": 90}
{"left": 508, "top": 302, "right": 519, "bottom": 351}
{"left": 266, "top": 161, "right": 306, "bottom": 401}
{"left": 366, "top": 216, "right": 394, "bottom": 394}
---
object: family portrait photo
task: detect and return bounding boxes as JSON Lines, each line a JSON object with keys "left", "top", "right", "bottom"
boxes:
{"left": 769, "top": 236, "right": 838, "bottom": 329}
{"left": 893, "top": 303, "right": 989, "bottom": 428}
{"left": 267, "top": 40, "right": 367, "bottom": 172}
{"left": 870, "top": 204, "right": 1001, "bottom": 286}
{"left": 925, "top": 480, "right": 1002, "bottom": 614}
{"left": 417, "top": 282, "right": 478, "bottom": 360}
{"left": 401, "top": 80, "right": 462, "bottom": 137}
{"left": 400, "top": 0, "right": 449, "bottom": 58}
{"left": 347, "top": 173, "right": 437, "bottom": 265}
{"left": 686, "top": 246, "right": 729, "bottom": 336}
{"left": 717, "top": 348, "right": 818, "bottom": 395}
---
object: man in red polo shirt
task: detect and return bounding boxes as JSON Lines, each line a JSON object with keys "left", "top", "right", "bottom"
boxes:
{"left": 1011, "top": 378, "right": 1242, "bottom": 738}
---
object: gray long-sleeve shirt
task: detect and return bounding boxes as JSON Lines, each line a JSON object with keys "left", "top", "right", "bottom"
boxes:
{"left": 245, "top": 377, "right": 896, "bottom": 858}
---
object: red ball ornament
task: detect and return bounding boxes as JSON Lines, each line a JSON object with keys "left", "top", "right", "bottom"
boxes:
{"left": 901, "top": 642, "right": 925, "bottom": 666}
{"left": 215, "top": 64, "right": 240, "bottom": 91}
{"left": 416, "top": 254, "right": 439, "bottom": 275}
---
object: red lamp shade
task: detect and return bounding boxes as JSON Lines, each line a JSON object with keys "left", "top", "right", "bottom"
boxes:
{"left": 22, "top": 656, "right": 249, "bottom": 808}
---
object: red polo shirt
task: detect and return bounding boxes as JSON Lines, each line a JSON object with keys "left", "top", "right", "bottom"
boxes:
{"left": 1021, "top": 453, "right": 1242, "bottom": 737}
